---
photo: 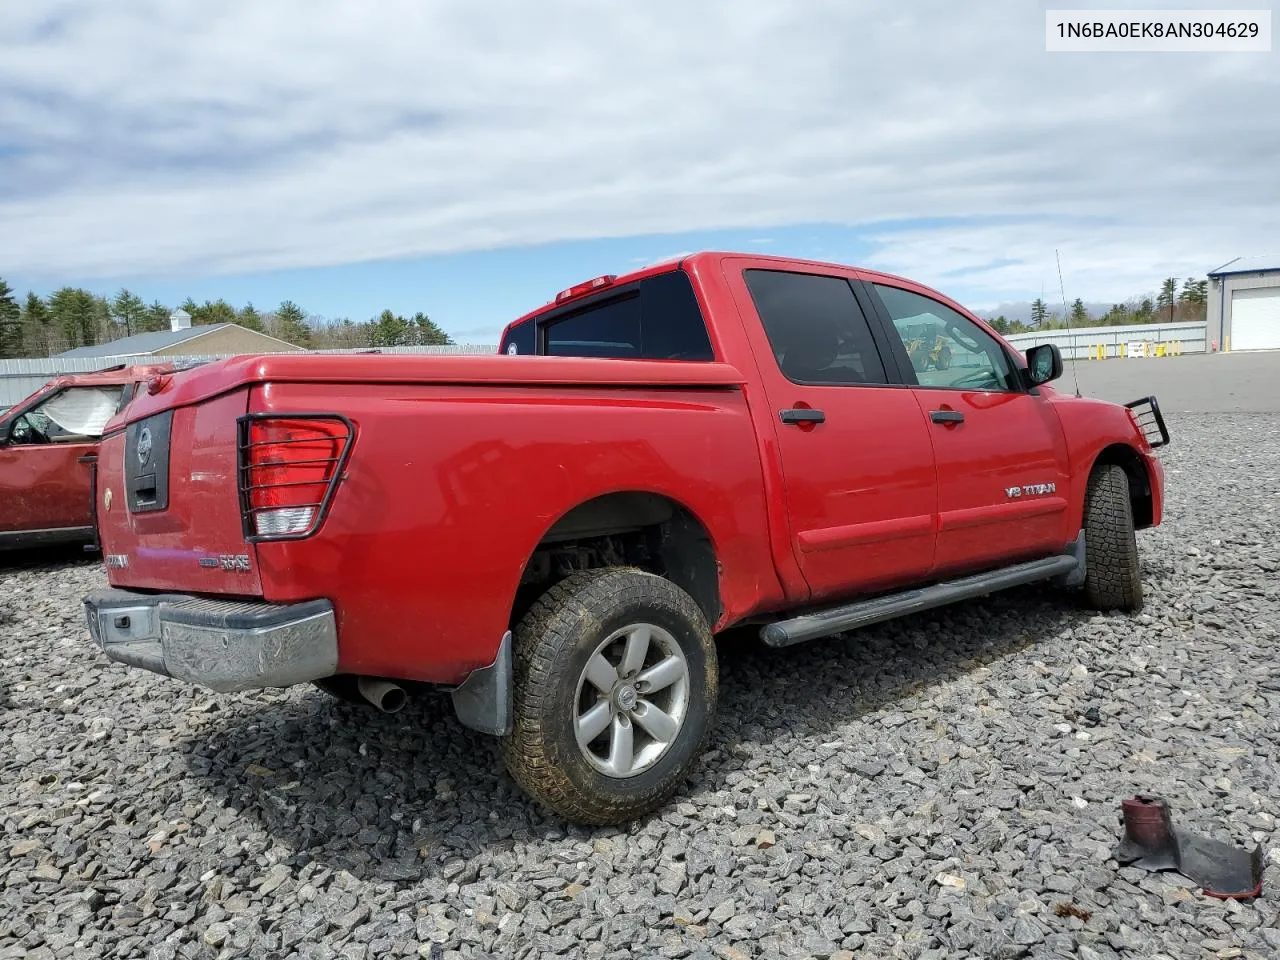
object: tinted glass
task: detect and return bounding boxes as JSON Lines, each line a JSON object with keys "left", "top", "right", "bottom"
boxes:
{"left": 744, "top": 270, "right": 888, "bottom": 385}
{"left": 540, "top": 270, "right": 714, "bottom": 361}
{"left": 873, "top": 284, "right": 1017, "bottom": 391}
{"left": 638, "top": 271, "right": 715, "bottom": 360}
{"left": 545, "top": 294, "right": 642, "bottom": 358}
{"left": 500, "top": 320, "right": 535, "bottom": 356}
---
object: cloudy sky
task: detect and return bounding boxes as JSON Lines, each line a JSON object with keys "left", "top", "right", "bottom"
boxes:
{"left": 1, "top": 1, "right": 1275, "bottom": 342}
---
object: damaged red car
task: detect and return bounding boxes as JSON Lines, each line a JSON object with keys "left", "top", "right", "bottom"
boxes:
{"left": 0, "top": 364, "right": 174, "bottom": 550}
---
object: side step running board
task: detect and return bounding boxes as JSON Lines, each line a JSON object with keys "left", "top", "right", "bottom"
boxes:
{"left": 760, "top": 551, "right": 1082, "bottom": 648}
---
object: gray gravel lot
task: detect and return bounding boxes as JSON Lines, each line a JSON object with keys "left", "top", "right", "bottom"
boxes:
{"left": 4, "top": 398, "right": 1280, "bottom": 958}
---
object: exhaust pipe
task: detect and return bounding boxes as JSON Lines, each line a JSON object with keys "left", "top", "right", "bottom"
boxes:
{"left": 357, "top": 677, "right": 407, "bottom": 714}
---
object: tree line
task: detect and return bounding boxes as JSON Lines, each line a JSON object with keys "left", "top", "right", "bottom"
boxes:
{"left": 987, "top": 277, "right": 1209, "bottom": 335}
{"left": 0, "top": 279, "right": 454, "bottom": 359}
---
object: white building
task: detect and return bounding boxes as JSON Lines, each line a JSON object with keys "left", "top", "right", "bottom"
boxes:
{"left": 1207, "top": 256, "right": 1280, "bottom": 351}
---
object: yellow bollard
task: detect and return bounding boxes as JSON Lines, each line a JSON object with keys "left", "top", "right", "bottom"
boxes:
{"left": 1156, "top": 344, "right": 1166, "bottom": 358}
{"left": 1225, "top": 336, "right": 1231, "bottom": 352}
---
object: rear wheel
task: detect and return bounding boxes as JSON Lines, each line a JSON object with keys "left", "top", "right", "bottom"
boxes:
{"left": 501, "top": 567, "right": 717, "bottom": 824}
{"left": 1082, "top": 464, "right": 1144, "bottom": 612}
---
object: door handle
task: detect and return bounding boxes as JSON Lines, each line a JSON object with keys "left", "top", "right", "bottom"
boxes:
{"left": 930, "top": 409, "right": 965, "bottom": 424}
{"left": 779, "top": 408, "right": 825, "bottom": 425}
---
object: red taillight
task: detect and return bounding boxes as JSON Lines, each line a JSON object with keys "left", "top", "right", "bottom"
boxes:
{"left": 554, "top": 274, "right": 617, "bottom": 303}
{"left": 238, "top": 415, "right": 353, "bottom": 540}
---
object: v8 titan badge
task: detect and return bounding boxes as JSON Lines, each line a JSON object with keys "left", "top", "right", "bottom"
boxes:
{"left": 1005, "top": 482, "right": 1057, "bottom": 499}
{"left": 103, "top": 487, "right": 113, "bottom": 511}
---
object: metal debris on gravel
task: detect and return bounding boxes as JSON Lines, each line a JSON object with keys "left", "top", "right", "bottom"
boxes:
{"left": 2, "top": 413, "right": 1279, "bottom": 960}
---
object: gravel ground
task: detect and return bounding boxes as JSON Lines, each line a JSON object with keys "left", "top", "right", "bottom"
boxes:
{"left": 3, "top": 413, "right": 1280, "bottom": 960}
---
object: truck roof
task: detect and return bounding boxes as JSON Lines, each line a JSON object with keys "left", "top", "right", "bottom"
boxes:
{"left": 499, "top": 250, "right": 961, "bottom": 341}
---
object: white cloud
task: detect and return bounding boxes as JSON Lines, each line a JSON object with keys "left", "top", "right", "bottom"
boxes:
{"left": 1, "top": 0, "right": 1276, "bottom": 296}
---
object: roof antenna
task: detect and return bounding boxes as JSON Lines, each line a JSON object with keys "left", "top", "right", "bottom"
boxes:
{"left": 1056, "top": 248, "right": 1082, "bottom": 398}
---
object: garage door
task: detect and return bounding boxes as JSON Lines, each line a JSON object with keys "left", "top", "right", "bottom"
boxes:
{"left": 1231, "top": 287, "right": 1280, "bottom": 350}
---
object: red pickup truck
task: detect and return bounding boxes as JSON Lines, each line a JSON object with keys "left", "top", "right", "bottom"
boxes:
{"left": 82, "top": 253, "right": 1167, "bottom": 823}
{"left": 0, "top": 364, "right": 174, "bottom": 550}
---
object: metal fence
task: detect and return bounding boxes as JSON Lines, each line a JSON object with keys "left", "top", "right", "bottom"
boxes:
{"left": 1002, "top": 321, "right": 1207, "bottom": 360}
{"left": 0, "top": 344, "right": 499, "bottom": 411}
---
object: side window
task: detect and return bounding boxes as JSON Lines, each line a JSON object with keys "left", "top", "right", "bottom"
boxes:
{"left": 545, "top": 295, "right": 642, "bottom": 358}
{"left": 500, "top": 320, "right": 535, "bottom": 356}
{"left": 636, "top": 271, "right": 714, "bottom": 360}
{"left": 743, "top": 270, "right": 888, "bottom": 385}
{"left": 7, "top": 385, "right": 125, "bottom": 446}
{"left": 541, "top": 271, "right": 715, "bottom": 361}
{"left": 873, "top": 284, "right": 1018, "bottom": 391}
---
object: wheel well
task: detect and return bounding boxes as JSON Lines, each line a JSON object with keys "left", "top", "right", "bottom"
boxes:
{"left": 512, "top": 492, "right": 721, "bottom": 629}
{"left": 1090, "top": 444, "right": 1154, "bottom": 529}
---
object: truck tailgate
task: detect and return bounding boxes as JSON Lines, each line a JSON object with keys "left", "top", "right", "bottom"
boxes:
{"left": 96, "top": 388, "right": 263, "bottom": 596}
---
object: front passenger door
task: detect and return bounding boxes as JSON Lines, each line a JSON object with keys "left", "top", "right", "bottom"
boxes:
{"left": 0, "top": 385, "right": 124, "bottom": 533}
{"left": 866, "top": 282, "right": 1072, "bottom": 575}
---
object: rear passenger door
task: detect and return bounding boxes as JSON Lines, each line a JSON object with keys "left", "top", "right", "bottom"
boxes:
{"left": 864, "top": 281, "right": 1072, "bottom": 574}
{"left": 725, "top": 265, "right": 939, "bottom": 603}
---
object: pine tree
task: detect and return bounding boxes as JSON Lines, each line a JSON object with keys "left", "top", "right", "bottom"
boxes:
{"left": 111, "top": 288, "right": 146, "bottom": 338}
{"left": 22, "top": 292, "right": 52, "bottom": 355}
{"left": 1069, "top": 298, "right": 1089, "bottom": 326}
{"left": 273, "top": 300, "right": 312, "bottom": 345}
{"left": 1156, "top": 277, "right": 1178, "bottom": 321}
{"left": 371, "top": 309, "right": 407, "bottom": 347}
{"left": 49, "top": 287, "right": 99, "bottom": 349}
{"left": 1030, "top": 298, "right": 1048, "bottom": 327}
{"left": 412, "top": 311, "right": 453, "bottom": 346}
{"left": 142, "top": 300, "right": 171, "bottom": 332}
{"left": 188, "top": 299, "right": 238, "bottom": 326}
{"left": 0, "top": 278, "right": 22, "bottom": 357}
{"left": 238, "top": 303, "right": 265, "bottom": 333}
{"left": 1179, "top": 278, "right": 1208, "bottom": 312}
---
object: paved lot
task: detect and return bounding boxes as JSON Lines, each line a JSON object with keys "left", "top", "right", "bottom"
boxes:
{"left": 3, "top": 356, "right": 1280, "bottom": 960}
{"left": 1067, "top": 351, "right": 1280, "bottom": 414}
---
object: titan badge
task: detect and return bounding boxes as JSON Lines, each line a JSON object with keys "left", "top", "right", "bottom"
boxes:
{"left": 1005, "top": 482, "right": 1057, "bottom": 499}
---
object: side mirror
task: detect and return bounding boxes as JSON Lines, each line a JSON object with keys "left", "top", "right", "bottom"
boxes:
{"left": 1025, "top": 343, "right": 1063, "bottom": 386}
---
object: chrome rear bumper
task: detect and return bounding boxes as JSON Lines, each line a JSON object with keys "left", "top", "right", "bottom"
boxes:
{"left": 83, "top": 588, "right": 338, "bottom": 693}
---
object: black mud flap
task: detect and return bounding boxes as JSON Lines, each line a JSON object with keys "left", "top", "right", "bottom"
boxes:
{"left": 450, "top": 631, "right": 512, "bottom": 736}
{"left": 1114, "top": 795, "right": 1263, "bottom": 900}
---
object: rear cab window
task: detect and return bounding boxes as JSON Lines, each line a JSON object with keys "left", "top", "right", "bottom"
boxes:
{"left": 500, "top": 269, "right": 715, "bottom": 361}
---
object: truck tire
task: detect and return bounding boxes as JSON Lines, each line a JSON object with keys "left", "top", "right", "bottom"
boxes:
{"left": 501, "top": 567, "right": 717, "bottom": 824}
{"left": 1082, "top": 463, "right": 1143, "bottom": 612}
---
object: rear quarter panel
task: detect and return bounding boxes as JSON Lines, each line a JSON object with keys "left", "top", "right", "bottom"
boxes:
{"left": 252, "top": 380, "right": 779, "bottom": 684}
